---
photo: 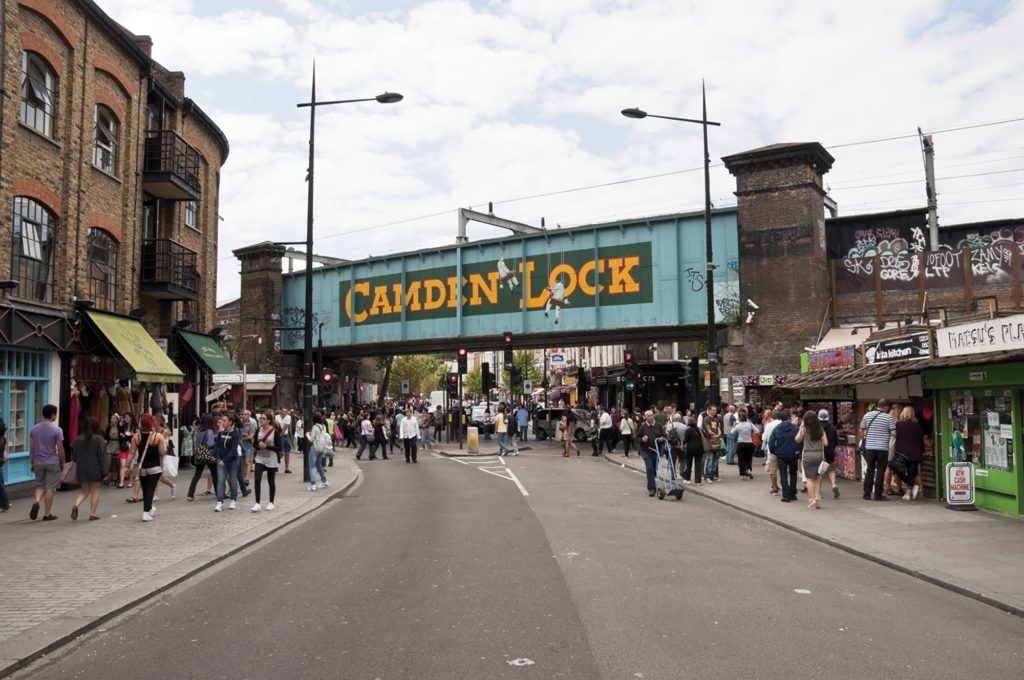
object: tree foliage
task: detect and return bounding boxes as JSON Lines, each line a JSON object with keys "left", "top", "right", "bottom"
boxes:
{"left": 388, "top": 355, "right": 447, "bottom": 396}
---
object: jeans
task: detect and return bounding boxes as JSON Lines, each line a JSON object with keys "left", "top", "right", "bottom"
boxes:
{"left": 403, "top": 437, "right": 418, "bottom": 463}
{"left": 356, "top": 434, "right": 369, "bottom": 459}
{"left": 778, "top": 456, "right": 799, "bottom": 500}
{"left": 140, "top": 472, "right": 161, "bottom": 512}
{"left": 309, "top": 449, "right": 327, "bottom": 483}
{"left": 235, "top": 457, "right": 249, "bottom": 496}
{"left": 704, "top": 449, "right": 720, "bottom": 479}
{"left": 253, "top": 463, "right": 276, "bottom": 503}
{"left": 683, "top": 451, "right": 703, "bottom": 483}
{"left": 518, "top": 420, "right": 528, "bottom": 441}
{"left": 725, "top": 432, "right": 738, "bottom": 464}
{"left": 216, "top": 459, "right": 240, "bottom": 502}
{"left": 639, "top": 449, "right": 658, "bottom": 493}
{"left": 497, "top": 432, "right": 508, "bottom": 455}
{"left": 863, "top": 448, "right": 889, "bottom": 498}
{"left": 187, "top": 462, "right": 218, "bottom": 499}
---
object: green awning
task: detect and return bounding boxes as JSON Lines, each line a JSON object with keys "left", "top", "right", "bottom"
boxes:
{"left": 86, "top": 311, "right": 184, "bottom": 384}
{"left": 177, "top": 329, "right": 240, "bottom": 375}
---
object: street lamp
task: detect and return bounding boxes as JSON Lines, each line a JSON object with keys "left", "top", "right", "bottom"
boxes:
{"left": 621, "top": 82, "right": 721, "bottom": 409}
{"left": 296, "top": 62, "right": 402, "bottom": 479}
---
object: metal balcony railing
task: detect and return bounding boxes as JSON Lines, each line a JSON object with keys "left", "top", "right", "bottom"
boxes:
{"left": 140, "top": 239, "right": 199, "bottom": 299}
{"left": 143, "top": 130, "right": 201, "bottom": 200}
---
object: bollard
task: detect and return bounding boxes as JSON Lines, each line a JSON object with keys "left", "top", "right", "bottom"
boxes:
{"left": 467, "top": 426, "right": 479, "bottom": 454}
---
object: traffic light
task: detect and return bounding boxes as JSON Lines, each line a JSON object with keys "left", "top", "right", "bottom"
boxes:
{"left": 577, "top": 366, "right": 588, "bottom": 394}
{"left": 321, "top": 368, "right": 336, "bottom": 386}
{"left": 510, "top": 365, "right": 522, "bottom": 389}
{"left": 687, "top": 356, "right": 700, "bottom": 391}
{"left": 624, "top": 349, "right": 636, "bottom": 391}
{"left": 482, "top": 362, "right": 492, "bottom": 393}
{"left": 447, "top": 372, "right": 459, "bottom": 396}
{"left": 457, "top": 346, "right": 468, "bottom": 374}
{"left": 503, "top": 332, "right": 513, "bottom": 370}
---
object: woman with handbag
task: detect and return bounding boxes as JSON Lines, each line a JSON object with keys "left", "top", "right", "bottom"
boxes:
{"left": 128, "top": 413, "right": 166, "bottom": 522}
{"left": 104, "top": 414, "right": 120, "bottom": 486}
{"left": 251, "top": 411, "right": 279, "bottom": 511}
{"left": 731, "top": 408, "right": 760, "bottom": 480}
{"left": 893, "top": 406, "right": 925, "bottom": 500}
{"left": 186, "top": 414, "right": 217, "bottom": 501}
{"left": 795, "top": 410, "right": 828, "bottom": 509}
{"left": 618, "top": 408, "right": 634, "bottom": 457}
{"left": 71, "top": 416, "right": 106, "bottom": 520}
{"left": 116, "top": 413, "right": 135, "bottom": 489}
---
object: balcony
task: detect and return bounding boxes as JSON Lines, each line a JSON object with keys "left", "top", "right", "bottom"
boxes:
{"left": 140, "top": 239, "right": 200, "bottom": 300}
{"left": 142, "top": 130, "right": 201, "bottom": 201}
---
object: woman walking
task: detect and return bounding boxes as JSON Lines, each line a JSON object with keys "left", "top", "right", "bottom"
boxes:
{"left": 560, "top": 413, "right": 580, "bottom": 457}
{"left": 187, "top": 414, "right": 217, "bottom": 501}
{"left": 213, "top": 412, "right": 242, "bottom": 512}
{"left": 104, "top": 414, "right": 120, "bottom": 486}
{"left": 70, "top": 415, "right": 106, "bottom": 520}
{"left": 619, "top": 408, "right": 634, "bottom": 457}
{"left": 128, "top": 414, "right": 166, "bottom": 522}
{"left": 795, "top": 410, "right": 828, "bottom": 509}
{"left": 732, "top": 409, "right": 760, "bottom": 480}
{"left": 370, "top": 414, "right": 388, "bottom": 460}
{"left": 305, "top": 412, "right": 330, "bottom": 490}
{"left": 116, "top": 413, "right": 135, "bottom": 488}
{"left": 681, "top": 416, "right": 705, "bottom": 484}
{"left": 894, "top": 406, "right": 926, "bottom": 500}
{"left": 251, "top": 411, "right": 279, "bottom": 511}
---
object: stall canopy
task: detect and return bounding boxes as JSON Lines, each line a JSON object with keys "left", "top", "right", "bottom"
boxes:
{"left": 86, "top": 311, "right": 183, "bottom": 383}
{"left": 176, "top": 329, "right": 240, "bottom": 375}
{"left": 785, "top": 362, "right": 913, "bottom": 390}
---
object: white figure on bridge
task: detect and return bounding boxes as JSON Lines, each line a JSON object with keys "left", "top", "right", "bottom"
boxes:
{"left": 544, "top": 277, "right": 570, "bottom": 324}
{"left": 497, "top": 254, "right": 519, "bottom": 291}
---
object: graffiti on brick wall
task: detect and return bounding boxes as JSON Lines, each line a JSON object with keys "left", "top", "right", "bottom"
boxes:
{"left": 971, "top": 241, "right": 1019, "bottom": 284}
{"left": 844, "top": 225, "right": 927, "bottom": 259}
{"left": 283, "top": 306, "right": 322, "bottom": 347}
{"left": 837, "top": 249, "right": 967, "bottom": 294}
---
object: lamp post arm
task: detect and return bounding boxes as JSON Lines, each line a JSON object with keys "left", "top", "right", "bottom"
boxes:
{"left": 297, "top": 96, "right": 378, "bottom": 109}
{"left": 643, "top": 112, "right": 721, "bottom": 127}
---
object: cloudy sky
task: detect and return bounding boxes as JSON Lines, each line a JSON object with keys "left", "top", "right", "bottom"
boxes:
{"left": 99, "top": 0, "right": 1024, "bottom": 304}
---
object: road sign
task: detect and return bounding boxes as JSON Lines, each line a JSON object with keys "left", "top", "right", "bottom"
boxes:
{"left": 523, "top": 380, "right": 533, "bottom": 392}
{"left": 549, "top": 353, "right": 565, "bottom": 365}
{"left": 401, "top": 379, "right": 410, "bottom": 394}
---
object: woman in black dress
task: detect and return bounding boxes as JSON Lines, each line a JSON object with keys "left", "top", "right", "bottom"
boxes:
{"left": 71, "top": 415, "right": 106, "bottom": 520}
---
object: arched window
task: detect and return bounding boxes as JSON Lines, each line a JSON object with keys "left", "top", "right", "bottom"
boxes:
{"left": 20, "top": 51, "right": 58, "bottom": 137}
{"left": 11, "top": 197, "right": 57, "bottom": 303}
{"left": 86, "top": 229, "right": 118, "bottom": 311}
{"left": 93, "top": 105, "right": 119, "bottom": 174}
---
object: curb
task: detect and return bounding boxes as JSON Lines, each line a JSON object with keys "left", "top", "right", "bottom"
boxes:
{"left": 601, "top": 453, "right": 1024, "bottom": 619}
{"left": 0, "top": 469, "right": 362, "bottom": 679}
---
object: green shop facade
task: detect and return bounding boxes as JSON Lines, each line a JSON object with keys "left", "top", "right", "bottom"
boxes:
{"left": 925, "top": 315, "right": 1024, "bottom": 516}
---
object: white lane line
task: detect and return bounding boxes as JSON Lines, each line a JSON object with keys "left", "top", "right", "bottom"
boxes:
{"left": 448, "top": 456, "right": 469, "bottom": 465}
{"left": 500, "top": 457, "right": 530, "bottom": 497}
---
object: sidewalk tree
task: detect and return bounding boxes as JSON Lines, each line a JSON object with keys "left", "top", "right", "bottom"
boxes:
{"left": 464, "top": 365, "right": 483, "bottom": 396}
{"left": 389, "top": 354, "right": 446, "bottom": 396}
{"left": 501, "top": 349, "right": 542, "bottom": 389}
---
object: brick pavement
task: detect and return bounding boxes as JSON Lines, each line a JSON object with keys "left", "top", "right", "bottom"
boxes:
{"left": 0, "top": 455, "right": 360, "bottom": 677}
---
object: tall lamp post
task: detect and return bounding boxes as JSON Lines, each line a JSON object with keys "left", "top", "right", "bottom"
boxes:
{"left": 622, "top": 82, "right": 721, "bottom": 409}
{"left": 297, "top": 63, "right": 402, "bottom": 479}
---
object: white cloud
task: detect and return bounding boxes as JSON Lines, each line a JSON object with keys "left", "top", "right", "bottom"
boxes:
{"left": 98, "top": 0, "right": 1024, "bottom": 305}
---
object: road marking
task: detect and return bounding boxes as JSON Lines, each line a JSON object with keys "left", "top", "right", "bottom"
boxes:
{"left": 448, "top": 456, "right": 530, "bottom": 496}
{"left": 506, "top": 658, "right": 535, "bottom": 667}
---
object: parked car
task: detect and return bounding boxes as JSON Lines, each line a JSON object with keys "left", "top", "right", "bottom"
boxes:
{"left": 532, "top": 407, "right": 594, "bottom": 441}
{"left": 470, "top": 404, "right": 493, "bottom": 434}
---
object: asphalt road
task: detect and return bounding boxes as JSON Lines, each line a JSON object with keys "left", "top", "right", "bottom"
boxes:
{"left": 15, "top": 443, "right": 1024, "bottom": 680}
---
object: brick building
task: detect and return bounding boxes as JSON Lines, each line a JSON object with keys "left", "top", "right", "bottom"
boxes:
{"left": 0, "top": 0, "right": 229, "bottom": 486}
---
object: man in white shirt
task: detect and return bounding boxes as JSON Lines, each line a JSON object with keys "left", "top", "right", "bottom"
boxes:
{"left": 400, "top": 407, "right": 420, "bottom": 463}
{"left": 596, "top": 405, "right": 614, "bottom": 456}
{"left": 723, "top": 404, "right": 738, "bottom": 465}
{"left": 274, "top": 408, "right": 293, "bottom": 473}
{"left": 355, "top": 412, "right": 374, "bottom": 460}
{"left": 761, "top": 408, "right": 783, "bottom": 495}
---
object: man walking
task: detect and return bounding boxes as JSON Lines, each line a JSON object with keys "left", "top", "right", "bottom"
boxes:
{"left": 768, "top": 410, "right": 802, "bottom": 503}
{"left": 274, "top": 407, "right": 293, "bottom": 473}
{"left": 636, "top": 410, "right": 666, "bottom": 497}
{"left": 29, "top": 404, "right": 65, "bottom": 521}
{"left": 723, "top": 404, "right": 738, "bottom": 465}
{"left": 596, "top": 405, "right": 614, "bottom": 455}
{"left": 400, "top": 407, "right": 419, "bottom": 463}
{"left": 859, "top": 399, "right": 896, "bottom": 501}
{"left": 701, "top": 405, "right": 723, "bottom": 482}
{"left": 516, "top": 404, "right": 529, "bottom": 442}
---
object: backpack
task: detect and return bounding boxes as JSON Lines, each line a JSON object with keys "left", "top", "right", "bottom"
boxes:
{"left": 507, "top": 416, "right": 518, "bottom": 437}
{"left": 667, "top": 425, "right": 681, "bottom": 448}
{"left": 313, "top": 424, "right": 332, "bottom": 454}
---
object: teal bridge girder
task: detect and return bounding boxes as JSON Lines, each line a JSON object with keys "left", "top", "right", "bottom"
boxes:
{"left": 280, "top": 208, "right": 740, "bottom": 358}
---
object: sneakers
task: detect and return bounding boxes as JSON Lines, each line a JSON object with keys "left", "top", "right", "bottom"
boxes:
{"left": 142, "top": 511, "right": 153, "bottom": 522}
{"left": 265, "top": 502, "right": 275, "bottom": 511}
{"left": 903, "top": 490, "right": 912, "bottom": 501}
{"left": 30, "top": 502, "right": 40, "bottom": 520}
{"left": 769, "top": 489, "right": 779, "bottom": 495}
{"left": 308, "top": 484, "right": 317, "bottom": 492}
{"left": 251, "top": 503, "right": 261, "bottom": 512}
{"left": 150, "top": 505, "right": 157, "bottom": 516}
{"left": 170, "top": 484, "right": 177, "bottom": 499}
{"left": 214, "top": 501, "right": 223, "bottom": 512}
{"left": 228, "top": 500, "right": 237, "bottom": 510}
{"left": 322, "top": 479, "right": 330, "bottom": 487}
{"left": 316, "top": 482, "right": 325, "bottom": 489}
{"left": 833, "top": 486, "right": 840, "bottom": 499}
{"left": 912, "top": 485, "right": 921, "bottom": 500}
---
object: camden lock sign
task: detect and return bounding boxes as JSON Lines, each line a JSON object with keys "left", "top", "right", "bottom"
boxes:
{"left": 338, "top": 243, "right": 652, "bottom": 327}
{"left": 865, "top": 332, "right": 930, "bottom": 364}
{"left": 935, "top": 313, "right": 1024, "bottom": 358}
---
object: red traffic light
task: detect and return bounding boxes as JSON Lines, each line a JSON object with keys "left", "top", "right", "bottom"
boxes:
{"left": 458, "top": 347, "right": 467, "bottom": 357}
{"left": 624, "top": 351, "right": 634, "bottom": 363}
{"left": 448, "top": 373, "right": 458, "bottom": 384}
{"left": 503, "top": 332, "right": 513, "bottom": 345}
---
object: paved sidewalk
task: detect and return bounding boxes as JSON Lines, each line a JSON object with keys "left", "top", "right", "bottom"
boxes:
{"left": 605, "top": 450, "right": 1024, "bottom": 617}
{"left": 0, "top": 454, "right": 360, "bottom": 678}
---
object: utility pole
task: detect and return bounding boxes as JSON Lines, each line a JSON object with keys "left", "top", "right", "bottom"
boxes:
{"left": 919, "top": 127, "right": 939, "bottom": 251}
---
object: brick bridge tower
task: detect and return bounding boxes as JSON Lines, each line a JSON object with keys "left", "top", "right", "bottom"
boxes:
{"left": 720, "top": 142, "right": 835, "bottom": 379}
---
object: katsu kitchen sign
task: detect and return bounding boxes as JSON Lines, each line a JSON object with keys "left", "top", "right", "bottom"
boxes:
{"left": 865, "top": 332, "right": 930, "bottom": 364}
{"left": 935, "top": 313, "right": 1024, "bottom": 358}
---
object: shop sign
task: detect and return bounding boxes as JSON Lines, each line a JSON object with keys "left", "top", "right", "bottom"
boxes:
{"left": 935, "top": 313, "right": 1024, "bottom": 358}
{"left": 945, "top": 462, "right": 975, "bottom": 506}
{"left": 807, "top": 346, "right": 856, "bottom": 372}
{"left": 758, "top": 375, "right": 775, "bottom": 386}
{"left": 549, "top": 353, "right": 565, "bottom": 365}
{"left": 865, "top": 332, "right": 930, "bottom": 364}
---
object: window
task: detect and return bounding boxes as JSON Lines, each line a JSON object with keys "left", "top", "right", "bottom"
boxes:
{"left": 20, "top": 52, "right": 57, "bottom": 137}
{"left": 11, "top": 197, "right": 56, "bottom": 303}
{"left": 86, "top": 228, "right": 118, "bottom": 311}
{"left": 184, "top": 201, "right": 198, "bottom": 230}
{"left": 93, "top": 105, "right": 119, "bottom": 174}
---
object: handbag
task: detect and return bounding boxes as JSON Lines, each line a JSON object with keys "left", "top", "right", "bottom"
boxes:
{"left": 890, "top": 452, "right": 911, "bottom": 484}
{"left": 60, "top": 461, "right": 78, "bottom": 485}
{"left": 162, "top": 448, "right": 179, "bottom": 478}
{"left": 817, "top": 460, "right": 831, "bottom": 475}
